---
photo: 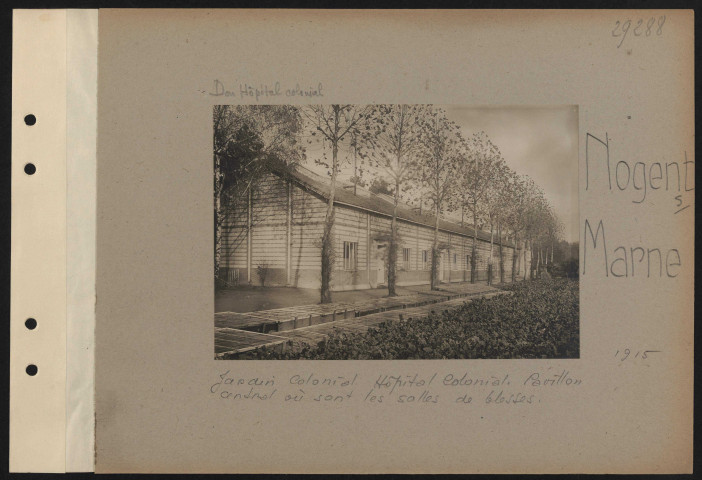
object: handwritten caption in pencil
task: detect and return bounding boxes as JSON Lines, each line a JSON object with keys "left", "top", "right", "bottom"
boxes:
{"left": 209, "top": 370, "right": 585, "bottom": 405}
{"left": 582, "top": 132, "right": 693, "bottom": 279}
{"left": 207, "top": 79, "right": 324, "bottom": 101}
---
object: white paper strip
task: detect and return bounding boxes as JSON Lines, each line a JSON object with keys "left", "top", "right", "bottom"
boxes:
{"left": 11, "top": 9, "right": 68, "bottom": 473}
{"left": 66, "top": 9, "right": 98, "bottom": 473}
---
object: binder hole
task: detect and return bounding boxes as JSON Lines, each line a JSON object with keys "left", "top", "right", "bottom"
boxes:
{"left": 24, "top": 114, "right": 36, "bottom": 126}
{"left": 24, "top": 163, "right": 36, "bottom": 175}
{"left": 26, "top": 364, "right": 38, "bottom": 376}
{"left": 25, "top": 318, "right": 37, "bottom": 330}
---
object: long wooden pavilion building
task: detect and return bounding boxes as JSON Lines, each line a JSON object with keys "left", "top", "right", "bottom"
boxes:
{"left": 219, "top": 165, "right": 527, "bottom": 291}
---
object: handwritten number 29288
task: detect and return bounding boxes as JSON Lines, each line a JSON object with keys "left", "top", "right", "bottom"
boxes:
{"left": 612, "top": 16, "right": 666, "bottom": 48}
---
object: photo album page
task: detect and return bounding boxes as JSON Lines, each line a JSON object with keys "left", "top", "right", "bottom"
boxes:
{"left": 10, "top": 9, "right": 694, "bottom": 473}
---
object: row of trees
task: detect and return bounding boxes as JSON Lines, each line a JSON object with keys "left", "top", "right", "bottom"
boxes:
{"left": 214, "top": 104, "right": 565, "bottom": 303}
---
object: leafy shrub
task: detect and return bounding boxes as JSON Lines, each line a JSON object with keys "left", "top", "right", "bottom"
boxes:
{"left": 238, "top": 278, "right": 579, "bottom": 360}
{"left": 550, "top": 259, "right": 579, "bottom": 279}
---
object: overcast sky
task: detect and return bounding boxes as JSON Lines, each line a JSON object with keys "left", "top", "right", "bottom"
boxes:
{"left": 301, "top": 105, "right": 579, "bottom": 243}
{"left": 443, "top": 105, "right": 579, "bottom": 242}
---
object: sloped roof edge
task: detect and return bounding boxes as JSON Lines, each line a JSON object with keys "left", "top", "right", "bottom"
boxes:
{"left": 271, "top": 164, "right": 516, "bottom": 249}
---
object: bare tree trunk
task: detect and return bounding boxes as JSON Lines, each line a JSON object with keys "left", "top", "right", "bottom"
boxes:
{"left": 532, "top": 241, "right": 536, "bottom": 279}
{"left": 320, "top": 139, "right": 338, "bottom": 304}
{"left": 543, "top": 248, "right": 547, "bottom": 270}
{"left": 470, "top": 201, "right": 477, "bottom": 283}
{"left": 214, "top": 155, "right": 223, "bottom": 280}
{"left": 498, "top": 220, "right": 504, "bottom": 283}
{"left": 430, "top": 201, "right": 440, "bottom": 290}
{"left": 524, "top": 239, "right": 529, "bottom": 281}
{"left": 489, "top": 219, "right": 494, "bottom": 266}
{"left": 541, "top": 246, "right": 544, "bottom": 270}
{"left": 512, "top": 235, "right": 522, "bottom": 283}
{"left": 352, "top": 133, "right": 357, "bottom": 196}
{"left": 532, "top": 240, "right": 539, "bottom": 279}
{"left": 214, "top": 202, "right": 222, "bottom": 280}
{"left": 418, "top": 173, "right": 424, "bottom": 215}
{"left": 541, "top": 246, "right": 545, "bottom": 272}
{"left": 387, "top": 179, "right": 400, "bottom": 297}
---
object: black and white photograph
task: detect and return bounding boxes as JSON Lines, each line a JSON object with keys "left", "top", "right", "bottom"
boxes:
{"left": 214, "top": 105, "right": 579, "bottom": 360}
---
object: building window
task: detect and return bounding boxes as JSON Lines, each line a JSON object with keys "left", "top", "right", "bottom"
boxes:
{"left": 422, "top": 250, "right": 429, "bottom": 270}
{"left": 466, "top": 255, "right": 472, "bottom": 270}
{"left": 453, "top": 253, "right": 457, "bottom": 269}
{"left": 343, "top": 241, "right": 358, "bottom": 271}
{"left": 403, "top": 248, "right": 411, "bottom": 270}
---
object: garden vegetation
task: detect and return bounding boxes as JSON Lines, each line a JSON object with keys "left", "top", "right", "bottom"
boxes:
{"left": 240, "top": 278, "right": 579, "bottom": 360}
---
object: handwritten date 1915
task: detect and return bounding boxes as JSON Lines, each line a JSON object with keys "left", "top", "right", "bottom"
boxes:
{"left": 612, "top": 16, "right": 666, "bottom": 48}
{"left": 615, "top": 349, "right": 661, "bottom": 362}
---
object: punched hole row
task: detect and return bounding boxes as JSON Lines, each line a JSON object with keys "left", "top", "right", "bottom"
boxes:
{"left": 24, "top": 114, "right": 37, "bottom": 175}
{"left": 22, "top": 114, "right": 38, "bottom": 375}
{"left": 25, "top": 318, "right": 38, "bottom": 376}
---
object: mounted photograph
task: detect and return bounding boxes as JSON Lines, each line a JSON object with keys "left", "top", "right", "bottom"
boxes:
{"left": 213, "top": 105, "right": 579, "bottom": 360}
